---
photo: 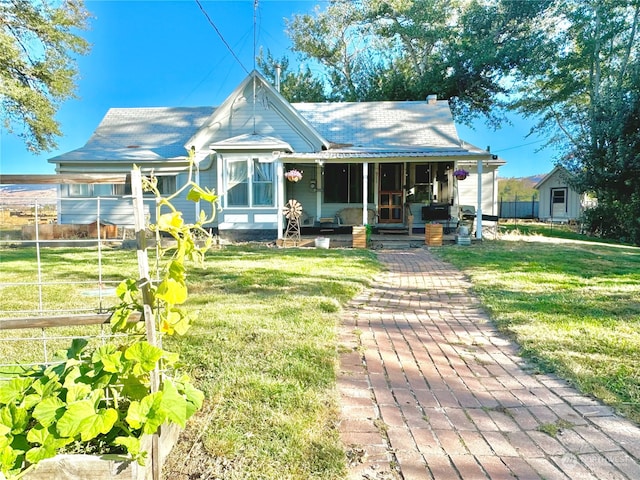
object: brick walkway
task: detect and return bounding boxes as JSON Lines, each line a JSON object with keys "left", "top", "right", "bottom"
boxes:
{"left": 337, "top": 249, "right": 640, "bottom": 480}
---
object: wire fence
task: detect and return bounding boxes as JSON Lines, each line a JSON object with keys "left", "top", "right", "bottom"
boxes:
{"left": 0, "top": 186, "right": 149, "bottom": 374}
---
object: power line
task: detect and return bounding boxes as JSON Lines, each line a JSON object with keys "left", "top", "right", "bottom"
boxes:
{"left": 194, "top": 0, "right": 249, "bottom": 75}
{"left": 493, "top": 138, "right": 547, "bottom": 154}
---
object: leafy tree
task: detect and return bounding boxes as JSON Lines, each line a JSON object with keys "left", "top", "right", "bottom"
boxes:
{"left": 0, "top": 0, "right": 90, "bottom": 153}
{"left": 498, "top": 177, "right": 539, "bottom": 201}
{"left": 285, "top": 0, "right": 549, "bottom": 125}
{"left": 515, "top": 0, "right": 640, "bottom": 244}
{"left": 257, "top": 50, "right": 327, "bottom": 103}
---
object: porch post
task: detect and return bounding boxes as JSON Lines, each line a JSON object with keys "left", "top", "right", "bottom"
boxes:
{"left": 476, "top": 159, "right": 483, "bottom": 239}
{"left": 362, "top": 161, "right": 369, "bottom": 225}
{"left": 276, "top": 159, "right": 284, "bottom": 240}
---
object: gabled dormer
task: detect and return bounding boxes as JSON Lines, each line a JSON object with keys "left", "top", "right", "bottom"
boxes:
{"left": 185, "top": 70, "right": 329, "bottom": 155}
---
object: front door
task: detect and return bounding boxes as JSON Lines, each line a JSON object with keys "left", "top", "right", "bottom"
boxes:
{"left": 378, "top": 163, "right": 403, "bottom": 223}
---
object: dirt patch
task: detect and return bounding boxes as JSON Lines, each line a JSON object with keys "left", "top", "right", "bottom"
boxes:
{"left": 161, "top": 401, "right": 231, "bottom": 480}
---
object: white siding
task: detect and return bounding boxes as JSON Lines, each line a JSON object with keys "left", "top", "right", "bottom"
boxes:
{"left": 199, "top": 83, "right": 322, "bottom": 153}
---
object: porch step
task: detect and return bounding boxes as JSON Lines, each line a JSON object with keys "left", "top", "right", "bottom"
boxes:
{"left": 377, "top": 227, "right": 409, "bottom": 235}
{"left": 373, "top": 240, "right": 424, "bottom": 250}
{"left": 381, "top": 242, "right": 411, "bottom": 249}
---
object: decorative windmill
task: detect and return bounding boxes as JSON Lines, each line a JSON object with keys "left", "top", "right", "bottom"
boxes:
{"left": 283, "top": 199, "right": 302, "bottom": 247}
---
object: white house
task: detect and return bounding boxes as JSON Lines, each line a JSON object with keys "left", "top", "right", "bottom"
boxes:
{"left": 49, "top": 70, "right": 505, "bottom": 241}
{"left": 535, "top": 166, "right": 588, "bottom": 222}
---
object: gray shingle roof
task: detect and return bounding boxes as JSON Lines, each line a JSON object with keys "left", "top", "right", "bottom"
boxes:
{"left": 49, "top": 107, "right": 214, "bottom": 163}
{"left": 292, "top": 100, "right": 460, "bottom": 149}
{"left": 49, "top": 100, "right": 480, "bottom": 163}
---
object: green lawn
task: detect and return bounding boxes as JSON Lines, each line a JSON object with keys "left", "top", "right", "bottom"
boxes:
{"left": 434, "top": 238, "right": 640, "bottom": 423}
{"left": 2, "top": 238, "right": 639, "bottom": 478}
{"left": 0, "top": 245, "right": 381, "bottom": 479}
{"left": 163, "top": 246, "right": 381, "bottom": 479}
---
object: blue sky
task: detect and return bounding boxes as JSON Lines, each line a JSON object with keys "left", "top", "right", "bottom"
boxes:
{"left": 0, "top": 0, "right": 556, "bottom": 178}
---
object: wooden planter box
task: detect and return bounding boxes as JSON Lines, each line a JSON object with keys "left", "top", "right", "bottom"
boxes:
{"left": 425, "top": 223, "right": 443, "bottom": 246}
{"left": 21, "top": 424, "right": 180, "bottom": 480}
{"left": 352, "top": 226, "right": 367, "bottom": 248}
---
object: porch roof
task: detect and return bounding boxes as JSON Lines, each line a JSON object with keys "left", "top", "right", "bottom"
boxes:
{"left": 281, "top": 148, "right": 492, "bottom": 162}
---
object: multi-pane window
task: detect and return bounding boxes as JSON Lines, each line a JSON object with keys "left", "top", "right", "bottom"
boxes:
{"left": 225, "top": 157, "right": 274, "bottom": 207}
{"left": 66, "top": 177, "right": 171, "bottom": 197}
{"left": 552, "top": 189, "right": 566, "bottom": 204}
{"left": 324, "top": 163, "right": 374, "bottom": 203}
{"left": 68, "top": 184, "right": 91, "bottom": 197}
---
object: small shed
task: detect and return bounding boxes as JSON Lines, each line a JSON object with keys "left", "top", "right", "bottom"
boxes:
{"left": 535, "top": 166, "right": 583, "bottom": 222}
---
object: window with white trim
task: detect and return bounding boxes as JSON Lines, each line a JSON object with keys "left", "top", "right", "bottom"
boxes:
{"left": 225, "top": 157, "right": 274, "bottom": 207}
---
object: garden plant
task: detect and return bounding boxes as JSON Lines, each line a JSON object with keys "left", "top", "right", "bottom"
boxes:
{"left": 0, "top": 158, "right": 218, "bottom": 479}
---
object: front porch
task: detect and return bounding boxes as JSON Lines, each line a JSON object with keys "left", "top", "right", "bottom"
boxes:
{"left": 276, "top": 224, "right": 470, "bottom": 249}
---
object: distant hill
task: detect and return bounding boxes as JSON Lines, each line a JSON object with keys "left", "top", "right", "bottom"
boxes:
{"left": 500, "top": 174, "right": 546, "bottom": 185}
{"left": 498, "top": 175, "right": 543, "bottom": 200}
{"left": 0, "top": 184, "right": 57, "bottom": 206}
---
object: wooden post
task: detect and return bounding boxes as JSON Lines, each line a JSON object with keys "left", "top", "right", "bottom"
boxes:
{"left": 130, "top": 169, "right": 160, "bottom": 480}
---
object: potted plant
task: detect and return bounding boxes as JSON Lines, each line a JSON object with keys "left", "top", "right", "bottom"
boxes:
{"left": 284, "top": 169, "right": 303, "bottom": 182}
{"left": 453, "top": 168, "right": 469, "bottom": 181}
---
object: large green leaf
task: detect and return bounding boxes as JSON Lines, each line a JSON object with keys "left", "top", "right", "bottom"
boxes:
{"left": 93, "top": 344, "right": 124, "bottom": 373}
{"left": 0, "top": 444, "right": 21, "bottom": 475}
{"left": 25, "top": 443, "right": 58, "bottom": 465}
{"left": 31, "top": 375, "right": 62, "bottom": 399}
{"left": 159, "top": 379, "right": 189, "bottom": 428}
{"left": 114, "top": 436, "right": 143, "bottom": 462}
{"left": 156, "top": 277, "right": 188, "bottom": 305}
{"left": 121, "top": 374, "right": 150, "bottom": 401}
{"left": 79, "top": 408, "right": 118, "bottom": 442}
{"left": 0, "top": 378, "right": 34, "bottom": 404}
{"left": 32, "top": 397, "right": 64, "bottom": 428}
{"left": 124, "top": 342, "right": 163, "bottom": 373}
{"left": 24, "top": 424, "right": 72, "bottom": 466}
{"left": 1, "top": 405, "right": 28, "bottom": 434}
{"left": 0, "top": 424, "right": 10, "bottom": 443}
{"left": 186, "top": 184, "right": 217, "bottom": 204}
{"left": 25, "top": 426, "right": 64, "bottom": 463}
{"left": 65, "top": 384, "right": 92, "bottom": 403}
{"left": 56, "top": 400, "right": 95, "bottom": 438}
{"left": 66, "top": 338, "right": 89, "bottom": 359}
{"left": 61, "top": 364, "right": 83, "bottom": 390}
{"left": 126, "top": 392, "right": 165, "bottom": 435}
{"left": 177, "top": 380, "right": 204, "bottom": 412}
{"left": 116, "top": 278, "right": 139, "bottom": 304}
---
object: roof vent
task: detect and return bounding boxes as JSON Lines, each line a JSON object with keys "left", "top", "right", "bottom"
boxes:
{"left": 426, "top": 94, "right": 437, "bottom": 104}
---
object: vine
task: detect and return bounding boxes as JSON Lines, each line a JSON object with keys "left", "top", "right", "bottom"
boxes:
{"left": 0, "top": 152, "right": 218, "bottom": 479}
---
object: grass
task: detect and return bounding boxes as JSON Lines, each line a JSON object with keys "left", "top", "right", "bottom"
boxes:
{"left": 434, "top": 238, "right": 640, "bottom": 423}
{"left": 163, "top": 246, "right": 381, "bottom": 479}
{"left": 500, "top": 220, "right": 623, "bottom": 244}
{"left": 3, "top": 235, "right": 640, "bottom": 475}
{"left": 0, "top": 244, "right": 382, "bottom": 479}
